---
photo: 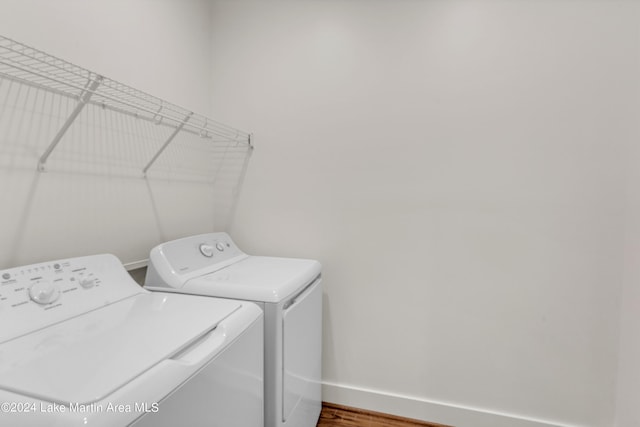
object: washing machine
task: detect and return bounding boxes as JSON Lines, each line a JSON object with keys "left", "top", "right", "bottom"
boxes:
{"left": 0, "top": 253, "right": 263, "bottom": 427}
{"left": 144, "top": 232, "right": 322, "bottom": 427}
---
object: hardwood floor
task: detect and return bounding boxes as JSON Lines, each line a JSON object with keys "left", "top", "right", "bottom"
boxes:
{"left": 317, "top": 403, "right": 453, "bottom": 427}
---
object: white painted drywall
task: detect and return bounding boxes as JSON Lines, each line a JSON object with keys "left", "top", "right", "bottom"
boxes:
{"left": 0, "top": 0, "right": 230, "bottom": 267}
{"left": 210, "top": 1, "right": 639, "bottom": 426}
{"left": 615, "top": 77, "right": 640, "bottom": 427}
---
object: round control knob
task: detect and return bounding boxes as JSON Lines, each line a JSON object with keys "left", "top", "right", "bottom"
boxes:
{"left": 78, "top": 276, "right": 95, "bottom": 289}
{"left": 216, "top": 242, "right": 225, "bottom": 252}
{"left": 29, "top": 281, "right": 60, "bottom": 305}
{"left": 199, "top": 244, "right": 214, "bottom": 257}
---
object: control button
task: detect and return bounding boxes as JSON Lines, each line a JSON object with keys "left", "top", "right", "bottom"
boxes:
{"left": 2, "top": 273, "right": 10, "bottom": 280}
{"left": 29, "top": 281, "right": 60, "bottom": 305}
{"left": 216, "top": 242, "right": 225, "bottom": 252}
{"left": 53, "top": 263, "right": 61, "bottom": 270}
{"left": 199, "top": 244, "right": 214, "bottom": 257}
{"left": 78, "top": 277, "right": 95, "bottom": 289}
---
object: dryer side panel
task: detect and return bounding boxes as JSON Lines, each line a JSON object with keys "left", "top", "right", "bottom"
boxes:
{"left": 282, "top": 279, "right": 322, "bottom": 426}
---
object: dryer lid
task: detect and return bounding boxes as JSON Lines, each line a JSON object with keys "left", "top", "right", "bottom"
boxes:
{"left": 0, "top": 292, "right": 241, "bottom": 405}
{"left": 185, "top": 256, "right": 321, "bottom": 303}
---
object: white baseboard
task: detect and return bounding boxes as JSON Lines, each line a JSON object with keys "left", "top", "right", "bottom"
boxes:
{"left": 124, "top": 258, "right": 148, "bottom": 271}
{"left": 322, "top": 382, "right": 586, "bottom": 427}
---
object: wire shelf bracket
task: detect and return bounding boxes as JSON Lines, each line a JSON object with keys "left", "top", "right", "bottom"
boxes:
{"left": 143, "top": 112, "right": 193, "bottom": 176}
{"left": 37, "top": 75, "right": 103, "bottom": 172}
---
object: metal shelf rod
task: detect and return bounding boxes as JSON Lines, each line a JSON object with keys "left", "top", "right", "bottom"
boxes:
{"left": 0, "top": 71, "right": 243, "bottom": 144}
{"left": 0, "top": 63, "right": 245, "bottom": 142}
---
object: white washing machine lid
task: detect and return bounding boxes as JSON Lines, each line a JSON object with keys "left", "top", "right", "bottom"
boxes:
{"left": 0, "top": 292, "right": 241, "bottom": 405}
{"left": 184, "top": 256, "right": 322, "bottom": 303}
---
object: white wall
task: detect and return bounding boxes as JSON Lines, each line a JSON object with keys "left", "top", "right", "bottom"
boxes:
{"left": 0, "top": 0, "right": 231, "bottom": 267}
{"left": 210, "top": 1, "right": 639, "bottom": 426}
{"left": 616, "top": 71, "right": 640, "bottom": 427}
{"left": 617, "top": 191, "right": 640, "bottom": 427}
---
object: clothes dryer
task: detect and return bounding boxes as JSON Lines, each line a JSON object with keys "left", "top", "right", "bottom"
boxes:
{"left": 0, "top": 254, "right": 263, "bottom": 426}
{"left": 145, "top": 233, "right": 322, "bottom": 427}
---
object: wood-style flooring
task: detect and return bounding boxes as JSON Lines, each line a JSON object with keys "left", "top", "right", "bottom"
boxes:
{"left": 317, "top": 403, "right": 452, "bottom": 427}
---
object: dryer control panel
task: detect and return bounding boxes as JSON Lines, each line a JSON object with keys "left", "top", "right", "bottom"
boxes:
{"left": 0, "top": 254, "right": 145, "bottom": 343}
{"left": 145, "top": 232, "right": 247, "bottom": 289}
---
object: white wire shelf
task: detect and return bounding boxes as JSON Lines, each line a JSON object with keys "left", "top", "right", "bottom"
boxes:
{"left": 0, "top": 35, "right": 252, "bottom": 174}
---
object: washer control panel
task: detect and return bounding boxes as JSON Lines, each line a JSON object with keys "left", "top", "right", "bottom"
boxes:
{"left": 146, "top": 232, "right": 247, "bottom": 289}
{"left": 0, "top": 254, "right": 144, "bottom": 343}
{"left": 160, "top": 232, "right": 243, "bottom": 273}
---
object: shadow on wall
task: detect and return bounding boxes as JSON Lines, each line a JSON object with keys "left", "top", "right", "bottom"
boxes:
{"left": 0, "top": 77, "right": 252, "bottom": 267}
